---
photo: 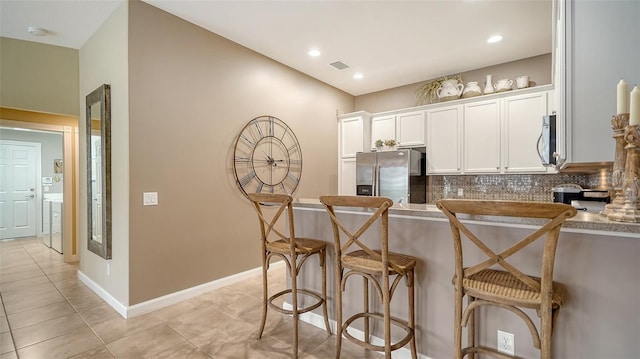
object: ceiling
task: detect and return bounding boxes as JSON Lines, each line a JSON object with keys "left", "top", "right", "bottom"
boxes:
{"left": 0, "top": 0, "right": 553, "bottom": 96}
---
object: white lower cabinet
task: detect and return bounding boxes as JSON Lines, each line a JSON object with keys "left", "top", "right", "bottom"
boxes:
{"left": 426, "top": 106, "right": 462, "bottom": 174}
{"left": 339, "top": 158, "right": 357, "bottom": 195}
{"left": 463, "top": 99, "right": 501, "bottom": 173}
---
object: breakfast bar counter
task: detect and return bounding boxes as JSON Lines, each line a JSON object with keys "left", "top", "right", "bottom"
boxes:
{"left": 290, "top": 198, "right": 640, "bottom": 359}
{"left": 292, "top": 198, "right": 640, "bottom": 237}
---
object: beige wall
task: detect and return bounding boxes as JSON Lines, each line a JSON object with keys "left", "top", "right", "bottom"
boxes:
{"left": 79, "top": 2, "right": 130, "bottom": 305}
{"left": 355, "top": 53, "right": 552, "bottom": 113}
{"left": 0, "top": 37, "right": 79, "bottom": 116}
{"left": 127, "top": 1, "right": 354, "bottom": 304}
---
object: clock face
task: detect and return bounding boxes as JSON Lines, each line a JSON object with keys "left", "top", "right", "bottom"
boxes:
{"left": 233, "top": 116, "right": 302, "bottom": 196}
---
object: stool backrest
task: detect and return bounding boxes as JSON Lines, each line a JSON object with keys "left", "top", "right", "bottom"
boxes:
{"left": 436, "top": 199, "right": 577, "bottom": 295}
{"left": 320, "top": 196, "right": 402, "bottom": 272}
{"left": 248, "top": 193, "right": 295, "bottom": 251}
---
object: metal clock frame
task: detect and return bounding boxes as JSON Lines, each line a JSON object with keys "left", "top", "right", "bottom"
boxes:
{"left": 233, "top": 115, "right": 303, "bottom": 197}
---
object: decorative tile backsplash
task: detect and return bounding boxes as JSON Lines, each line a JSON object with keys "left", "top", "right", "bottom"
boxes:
{"left": 428, "top": 171, "right": 611, "bottom": 203}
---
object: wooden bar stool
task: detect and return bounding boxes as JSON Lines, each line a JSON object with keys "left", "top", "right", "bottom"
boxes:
{"left": 247, "top": 193, "right": 331, "bottom": 359}
{"left": 320, "top": 195, "right": 417, "bottom": 359}
{"left": 436, "top": 199, "right": 577, "bottom": 359}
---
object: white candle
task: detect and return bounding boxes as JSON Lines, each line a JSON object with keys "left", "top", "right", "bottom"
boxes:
{"left": 617, "top": 79, "right": 629, "bottom": 114}
{"left": 631, "top": 86, "right": 640, "bottom": 126}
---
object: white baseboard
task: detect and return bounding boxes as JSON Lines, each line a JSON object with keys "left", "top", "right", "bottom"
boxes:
{"left": 78, "top": 262, "right": 284, "bottom": 319}
{"left": 77, "top": 270, "right": 128, "bottom": 318}
{"left": 282, "top": 302, "right": 432, "bottom": 359}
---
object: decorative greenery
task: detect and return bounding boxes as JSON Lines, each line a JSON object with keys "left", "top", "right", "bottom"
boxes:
{"left": 415, "top": 75, "right": 463, "bottom": 105}
{"left": 375, "top": 139, "right": 384, "bottom": 148}
{"left": 384, "top": 139, "right": 397, "bottom": 147}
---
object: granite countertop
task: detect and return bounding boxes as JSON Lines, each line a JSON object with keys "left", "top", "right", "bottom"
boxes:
{"left": 293, "top": 198, "right": 640, "bottom": 237}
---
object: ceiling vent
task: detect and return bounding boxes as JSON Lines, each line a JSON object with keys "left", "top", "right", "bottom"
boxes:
{"left": 329, "top": 61, "right": 350, "bottom": 70}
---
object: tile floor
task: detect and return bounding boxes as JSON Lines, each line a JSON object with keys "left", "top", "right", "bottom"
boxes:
{"left": 0, "top": 237, "right": 384, "bottom": 358}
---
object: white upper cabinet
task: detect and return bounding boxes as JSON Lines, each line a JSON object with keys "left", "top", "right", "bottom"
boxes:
{"left": 426, "top": 105, "right": 462, "bottom": 174}
{"left": 371, "top": 115, "right": 396, "bottom": 149}
{"left": 371, "top": 111, "right": 426, "bottom": 149}
{"left": 340, "top": 86, "right": 555, "bottom": 178}
{"left": 339, "top": 112, "right": 371, "bottom": 158}
{"left": 338, "top": 111, "right": 371, "bottom": 195}
{"left": 463, "top": 99, "right": 501, "bottom": 173}
{"left": 502, "top": 91, "right": 551, "bottom": 173}
{"left": 397, "top": 111, "right": 426, "bottom": 147}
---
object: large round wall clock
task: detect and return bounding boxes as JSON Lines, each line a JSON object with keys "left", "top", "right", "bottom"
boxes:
{"left": 233, "top": 115, "right": 303, "bottom": 197}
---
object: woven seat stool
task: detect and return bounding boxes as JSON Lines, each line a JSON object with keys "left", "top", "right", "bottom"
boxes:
{"left": 320, "top": 195, "right": 417, "bottom": 359}
{"left": 437, "top": 199, "right": 576, "bottom": 359}
{"left": 248, "top": 193, "right": 331, "bottom": 359}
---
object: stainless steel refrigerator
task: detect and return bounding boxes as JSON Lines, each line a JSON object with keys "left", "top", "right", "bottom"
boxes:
{"left": 355, "top": 149, "right": 426, "bottom": 204}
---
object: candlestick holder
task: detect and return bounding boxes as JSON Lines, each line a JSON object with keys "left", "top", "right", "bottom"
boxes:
{"left": 602, "top": 113, "right": 629, "bottom": 217}
{"left": 608, "top": 124, "right": 640, "bottom": 222}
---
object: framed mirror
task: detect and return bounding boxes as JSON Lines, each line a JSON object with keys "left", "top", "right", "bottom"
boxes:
{"left": 86, "top": 84, "right": 111, "bottom": 259}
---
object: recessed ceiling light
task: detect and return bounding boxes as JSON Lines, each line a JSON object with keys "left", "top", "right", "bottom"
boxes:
{"left": 487, "top": 34, "right": 503, "bottom": 43}
{"left": 353, "top": 73, "right": 364, "bottom": 80}
{"left": 27, "top": 26, "right": 48, "bottom": 37}
{"left": 308, "top": 49, "right": 321, "bottom": 57}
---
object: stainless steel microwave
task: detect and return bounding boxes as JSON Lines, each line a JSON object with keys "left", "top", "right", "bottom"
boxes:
{"left": 537, "top": 114, "right": 556, "bottom": 166}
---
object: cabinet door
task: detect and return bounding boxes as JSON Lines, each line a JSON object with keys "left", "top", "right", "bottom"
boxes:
{"left": 397, "top": 111, "right": 425, "bottom": 147}
{"left": 340, "top": 116, "right": 364, "bottom": 158}
{"left": 339, "top": 158, "right": 357, "bottom": 195}
{"left": 503, "top": 92, "right": 549, "bottom": 173}
{"left": 562, "top": 1, "right": 639, "bottom": 163}
{"left": 371, "top": 115, "right": 396, "bottom": 149}
{"left": 426, "top": 106, "right": 462, "bottom": 174}
{"left": 464, "top": 100, "right": 501, "bottom": 173}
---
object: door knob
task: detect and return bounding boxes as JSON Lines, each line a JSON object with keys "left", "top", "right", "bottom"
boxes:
{"left": 26, "top": 194, "right": 35, "bottom": 199}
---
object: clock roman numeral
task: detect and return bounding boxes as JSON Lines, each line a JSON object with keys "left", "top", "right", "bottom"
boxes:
{"left": 239, "top": 171, "right": 256, "bottom": 186}
{"left": 268, "top": 117, "right": 275, "bottom": 137}
{"left": 240, "top": 134, "right": 255, "bottom": 147}
{"left": 253, "top": 118, "right": 264, "bottom": 138}
{"left": 234, "top": 156, "right": 252, "bottom": 163}
{"left": 286, "top": 173, "right": 299, "bottom": 186}
{"left": 287, "top": 143, "right": 300, "bottom": 154}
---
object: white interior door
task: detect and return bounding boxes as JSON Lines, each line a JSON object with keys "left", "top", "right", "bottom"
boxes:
{"left": 0, "top": 141, "right": 39, "bottom": 239}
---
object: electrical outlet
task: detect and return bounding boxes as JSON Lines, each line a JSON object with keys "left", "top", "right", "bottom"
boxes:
{"left": 457, "top": 188, "right": 464, "bottom": 197}
{"left": 497, "top": 330, "right": 515, "bottom": 356}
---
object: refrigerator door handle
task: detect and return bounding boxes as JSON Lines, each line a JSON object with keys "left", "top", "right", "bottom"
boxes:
{"left": 374, "top": 164, "right": 380, "bottom": 196}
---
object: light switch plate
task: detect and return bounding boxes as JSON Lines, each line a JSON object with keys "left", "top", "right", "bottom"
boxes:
{"left": 143, "top": 192, "right": 158, "bottom": 206}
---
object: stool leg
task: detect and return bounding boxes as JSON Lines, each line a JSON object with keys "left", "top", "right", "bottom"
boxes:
{"left": 321, "top": 249, "right": 331, "bottom": 335}
{"left": 258, "top": 255, "right": 268, "bottom": 339}
{"left": 453, "top": 287, "right": 463, "bottom": 359}
{"left": 468, "top": 296, "right": 475, "bottom": 359}
{"left": 363, "top": 277, "right": 370, "bottom": 344}
{"left": 541, "top": 302, "right": 553, "bottom": 359}
{"left": 335, "top": 261, "right": 343, "bottom": 359}
{"left": 383, "top": 273, "right": 391, "bottom": 358}
{"left": 408, "top": 270, "right": 417, "bottom": 359}
{"left": 291, "top": 255, "right": 299, "bottom": 359}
